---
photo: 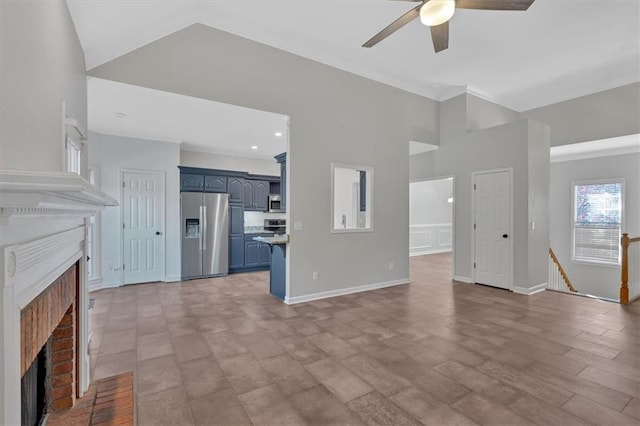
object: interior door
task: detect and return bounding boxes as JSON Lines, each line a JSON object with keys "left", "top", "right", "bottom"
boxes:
{"left": 122, "top": 171, "right": 165, "bottom": 284}
{"left": 474, "top": 170, "right": 511, "bottom": 289}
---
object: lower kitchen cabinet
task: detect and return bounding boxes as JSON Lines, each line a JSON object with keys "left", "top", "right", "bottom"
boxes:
{"left": 242, "top": 234, "right": 272, "bottom": 269}
{"left": 229, "top": 235, "right": 244, "bottom": 269}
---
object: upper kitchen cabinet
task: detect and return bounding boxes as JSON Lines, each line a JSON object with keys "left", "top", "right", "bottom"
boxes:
{"left": 244, "top": 180, "right": 269, "bottom": 211}
{"left": 228, "top": 177, "right": 244, "bottom": 202}
{"left": 275, "top": 152, "right": 287, "bottom": 212}
{"left": 180, "top": 173, "right": 204, "bottom": 192}
{"left": 205, "top": 175, "right": 227, "bottom": 193}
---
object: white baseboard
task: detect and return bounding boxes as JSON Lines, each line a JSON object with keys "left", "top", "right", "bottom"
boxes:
{"left": 164, "top": 275, "right": 181, "bottom": 283}
{"left": 452, "top": 275, "right": 473, "bottom": 284}
{"left": 410, "top": 248, "right": 452, "bottom": 257}
{"left": 513, "top": 282, "right": 547, "bottom": 295}
{"left": 89, "top": 280, "right": 121, "bottom": 292}
{"left": 284, "top": 279, "right": 409, "bottom": 305}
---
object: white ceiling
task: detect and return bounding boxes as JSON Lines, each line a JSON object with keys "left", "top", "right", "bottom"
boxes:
{"left": 67, "top": 0, "right": 640, "bottom": 111}
{"left": 88, "top": 77, "right": 288, "bottom": 159}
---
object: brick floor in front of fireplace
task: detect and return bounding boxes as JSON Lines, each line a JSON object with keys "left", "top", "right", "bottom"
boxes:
{"left": 47, "top": 371, "right": 134, "bottom": 426}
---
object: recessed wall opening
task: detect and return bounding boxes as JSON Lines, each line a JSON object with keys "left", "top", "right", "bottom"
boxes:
{"left": 409, "top": 176, "right": 454, "bottom": 279}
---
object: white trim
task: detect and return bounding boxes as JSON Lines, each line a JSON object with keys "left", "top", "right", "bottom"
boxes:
{"left": 164, "top": 275, "right": 181, "bottom": 283}
{"left": 452, "top": 275, "right": 473, "bottom": 283}
{"left": 89, "top": 280, "right": 121, "bottom": 292}
{"left": 471, "top": 168, "right": 514, "bottom": 290}
{"left": 0, "top": 169, "right": 118, "bottom": 218}
{"left": 284, "top": 279, "right": 409, "bottom": 305}
{"left": 330, "top": 163, "right": 374, "bottom": 233}
{"left": 410, "top": 248, "right": 452, "bottom": 257}
{"left": 513, "top": 282, "right": 548, "bottom": 295}
{"left": 1, "top": 226, "right": 91, "bottom": 425}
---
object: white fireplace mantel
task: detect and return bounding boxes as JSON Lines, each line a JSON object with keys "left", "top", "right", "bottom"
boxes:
{"left": 0, "top": 169, "right": 118, "bottom": 221}
{"left": 0, "top": 169, "right": 118, "bottom": 425}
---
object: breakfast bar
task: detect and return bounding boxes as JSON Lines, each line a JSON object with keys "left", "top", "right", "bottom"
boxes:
{"left": 253, "top": 235, "right": 289, "bottom": 300}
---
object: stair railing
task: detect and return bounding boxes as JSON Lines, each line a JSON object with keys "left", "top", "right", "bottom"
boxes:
{"left": 548, "top": 248, "right": 577, "bottom": 293}
{"left": 620, "top": 233, "right": 640, "bottom": 305}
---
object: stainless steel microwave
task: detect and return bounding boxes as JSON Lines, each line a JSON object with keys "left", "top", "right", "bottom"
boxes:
{"left": 268, "top": 195, "right": 283, "bottom": 212}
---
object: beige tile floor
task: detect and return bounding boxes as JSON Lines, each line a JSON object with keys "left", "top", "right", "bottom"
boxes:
{"left": 88, "top": 253, "right": 640, "bottom": 425}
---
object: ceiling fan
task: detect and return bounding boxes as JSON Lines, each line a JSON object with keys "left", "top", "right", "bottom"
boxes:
{"left": 363, "top": 0, "right": 535, "bottom": 53}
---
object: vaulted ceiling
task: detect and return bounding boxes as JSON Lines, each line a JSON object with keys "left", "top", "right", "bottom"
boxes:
{"left": 67, "top": 0, "right": 639, "bottom": 111}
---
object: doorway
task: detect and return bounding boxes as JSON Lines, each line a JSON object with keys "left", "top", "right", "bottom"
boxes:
{"left": 409, "top": 177, "right": 454, "bottom": 279}
{"left": 121, "top": 170, "right": 166, "bottom": 284}
{"left": 472, "top": 169, "right": 512, "bottom": 290}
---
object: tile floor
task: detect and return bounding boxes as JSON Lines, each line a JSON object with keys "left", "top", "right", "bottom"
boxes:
{"left": 88, "top": 253, "right": 640, "bottom": 425}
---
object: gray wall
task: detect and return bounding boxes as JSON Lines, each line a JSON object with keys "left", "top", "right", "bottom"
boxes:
{"left": 88, "top": 132, "right": 181, "bottom": 285}
{"left": 89, "top": 24, "right": 439, "bottom": 298}
{"left": 411, "top": 94, "right": 550, "bottom": 290}
{"left": 0, "top": 0, "right": 87, "bottom": 171}
{"left": 466, "top": 95, "right": 521, "bottom": 132}
{"left": 523, "top": 82, "right": 640, "bottom": 146}
{"left": 180, "top": 150, "right": 280, "bottom": 176}
{"left": 550, "top": 153, "right": 640, "bottom": 300}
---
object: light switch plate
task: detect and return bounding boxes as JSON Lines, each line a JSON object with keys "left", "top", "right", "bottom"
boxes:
{"left": 294, "top": 221, "right": 303, "bottom": 231}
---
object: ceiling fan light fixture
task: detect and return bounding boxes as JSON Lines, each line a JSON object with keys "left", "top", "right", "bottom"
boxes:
{"left": 419, "top": 0, "right": 455, "bottom": 27}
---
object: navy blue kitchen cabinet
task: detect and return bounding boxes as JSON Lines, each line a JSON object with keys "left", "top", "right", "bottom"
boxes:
{"left": 229, "top": 203, "right": 244, "bottom": 270}
{"left": 244, "top": 241, "right": 261, "bottom": 267}
{"left": 228, "top": 177, "right": 244, "bottom": 202}
{"left": 205, "top": 175, "right": 227, "bottom": 193}
{"left": 243, "top": 180, "right": 269, "bottom": 211}
{"left": 180, "top": 174, "right": 204, "bottom": 192}
{"left": 229, "top": 235, "right": 245, "bottom": 269}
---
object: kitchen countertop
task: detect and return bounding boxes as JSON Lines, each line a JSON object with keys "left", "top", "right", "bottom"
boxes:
{"left": 253, "top": 235, "right": 289, "bottom": 245}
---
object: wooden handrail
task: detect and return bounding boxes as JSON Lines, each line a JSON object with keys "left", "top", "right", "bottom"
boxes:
{"left": 620, "top": 233, "right": 639, "bottom": 305}
{"left": 549, "top": 248, "right": 577, "bottom": 293}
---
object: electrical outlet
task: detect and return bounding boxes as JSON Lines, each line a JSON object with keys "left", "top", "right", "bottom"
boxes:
{"left": 312, "top": 271, "right": 319, "bottom": 280}
{"left": 389, "top": 262, "right": 394, "bottom": 271}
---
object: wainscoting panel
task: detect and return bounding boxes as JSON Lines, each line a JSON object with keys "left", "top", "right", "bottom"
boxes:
{"left": 410, "top": 223, "right": 452, "bottom": 256}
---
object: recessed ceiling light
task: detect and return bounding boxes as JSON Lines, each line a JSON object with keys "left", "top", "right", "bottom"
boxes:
{"left": 274, "top": 132, "right": 283, "bottom": 137}
{"left": 114, "top": 112, "right": 126, "bottom": 118}
{"left": 251, "top": 145, "right": 258, "bottom": 150}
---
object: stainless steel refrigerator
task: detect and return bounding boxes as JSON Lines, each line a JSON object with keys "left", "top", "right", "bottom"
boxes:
{"left": 181, "top": 192, "right": 229, "bottom": 279}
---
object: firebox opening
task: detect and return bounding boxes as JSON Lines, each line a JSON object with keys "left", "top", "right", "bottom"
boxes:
{"left": 21, "top": 343, "right": 48, "bottom": 426}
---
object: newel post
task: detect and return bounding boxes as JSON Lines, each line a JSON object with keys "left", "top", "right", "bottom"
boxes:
{"left": 620, "top": 233, "right": 629, "bottom": 305}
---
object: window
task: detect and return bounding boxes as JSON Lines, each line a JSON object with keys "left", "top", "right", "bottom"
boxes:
{"left": 572, "top": 180, "right": 624, "bottom": 265}
{"left": 66, "top": 136, "right": 82, "bottom": 175}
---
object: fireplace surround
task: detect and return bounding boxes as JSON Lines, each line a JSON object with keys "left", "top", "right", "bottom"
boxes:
{"left": 1, "top": 170, "right": 118, "bottom": 425}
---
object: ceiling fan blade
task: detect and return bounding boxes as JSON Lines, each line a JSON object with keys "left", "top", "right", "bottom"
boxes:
{"left": 362, "top": 4, "right": 422, "bottom": 48}
{"left": 455, "top": 0, "right": 534, "bottom": 10}
{"left": 430, "top": 20, "right": 449, "bottom": 53}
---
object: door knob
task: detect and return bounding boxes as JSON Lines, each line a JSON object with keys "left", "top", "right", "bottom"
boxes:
{"left": 502, "top": 234, "right": 508, "bottom": 238}
{"left": 156, "top": 231, "right": 163, "bottom": 235}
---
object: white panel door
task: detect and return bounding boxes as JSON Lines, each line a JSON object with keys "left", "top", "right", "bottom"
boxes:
{"left": 474, "top": 170, "right": 511, "bottom": 289}
{"left": 122, "top": 171, "right": 164, "bottom": 284}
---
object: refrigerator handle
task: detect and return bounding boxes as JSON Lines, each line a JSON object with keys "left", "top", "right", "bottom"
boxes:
{"left": 203, "top": 205, "right": 207, "bottom": 251}
{"left": 199, "top": 205, "right": 203, "bottom": 251}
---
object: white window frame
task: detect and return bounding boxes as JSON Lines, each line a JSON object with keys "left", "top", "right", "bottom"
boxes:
{"left": 62, "top": 101, "right": 87, "bottom": 176}
{"left": 571, "top": 178, "right": 625, "bottom": 267}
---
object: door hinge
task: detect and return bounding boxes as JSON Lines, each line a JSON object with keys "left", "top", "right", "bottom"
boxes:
{"left": 123, "top": 264, "right": 125, "bottom": 270}
{"left": 474, "top": 184, "right": 476, "bottom": 190}
{"left": 474, "top": 223, "right": 476, "bottom": 230}
{"left": 123, "top": 223, "right": 125, "bottom": 229}
{"left": 122, "top": 181, "right": 125, "bottom": 188}
{"left": 474, "top": 262, "right": 476, "bottom": 268}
